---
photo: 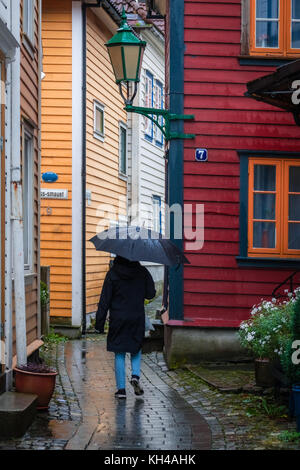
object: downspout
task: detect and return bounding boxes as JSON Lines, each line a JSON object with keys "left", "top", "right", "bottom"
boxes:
{"left": 11, "top": 1, "right": 27, "bottom": 366}
{"left": 168, "top": 0, "right": 184, "bottom": 320}
{"left": 81, "top": 0, "right": 102, "bottom": 335}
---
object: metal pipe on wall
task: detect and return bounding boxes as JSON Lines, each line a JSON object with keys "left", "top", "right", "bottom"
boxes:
{"left": 11, "top": 0, "right": 27, "bottom": 366}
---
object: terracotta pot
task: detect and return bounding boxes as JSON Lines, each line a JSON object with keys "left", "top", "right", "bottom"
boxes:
{"left": 254, "top": 358, "right": 275, "bottom": 387}
{"left": 14, "top": 368, "right": 58, "bottom": 410}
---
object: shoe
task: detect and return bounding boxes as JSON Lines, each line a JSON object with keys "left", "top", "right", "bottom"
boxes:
{"left": 115, "top": 389, "right": 126, "bottom": 399}
{"left": 130, "top": 378, "right": 144, "bottom": 396}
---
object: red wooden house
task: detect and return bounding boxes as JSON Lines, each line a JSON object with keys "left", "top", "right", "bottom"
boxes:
{"left": 159, "top": 0, "right": 300, "bottom": 366}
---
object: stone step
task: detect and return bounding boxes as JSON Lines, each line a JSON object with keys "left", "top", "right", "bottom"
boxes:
{"left": 0, "top": 391, "right": 38, "bottom": 438}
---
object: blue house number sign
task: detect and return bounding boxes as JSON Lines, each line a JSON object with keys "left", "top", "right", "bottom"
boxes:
{"left": 195, "top": 148, "right": 208, "bottom": 162}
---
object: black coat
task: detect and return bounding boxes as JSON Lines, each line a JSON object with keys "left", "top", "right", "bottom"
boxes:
{"left": 95, "top": 257, "right": 156, "bottom": 354}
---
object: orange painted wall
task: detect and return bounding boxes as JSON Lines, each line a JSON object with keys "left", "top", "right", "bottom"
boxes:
{"left": 85, "top": 9, "right": 127, "bottom": 315}
{"left": 41, "top": 0, "right": 72, "bottom": 319}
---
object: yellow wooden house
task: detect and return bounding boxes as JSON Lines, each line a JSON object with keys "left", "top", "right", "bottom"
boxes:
{"left": 41, "top": 0, "right": 127, "bottom": 333}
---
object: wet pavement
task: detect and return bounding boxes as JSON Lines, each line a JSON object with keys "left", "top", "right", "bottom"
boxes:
{"left": 1, "top": 335, "right": 299, "bottom": 450}
{"left": 65, "top": 337, "right": 211, "bottom": 450}
{"left": 0, "top": 336, "right": 211, "bottom": 450}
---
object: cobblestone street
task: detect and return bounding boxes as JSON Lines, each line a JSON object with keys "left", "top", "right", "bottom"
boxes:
{"left": 0, "top": 335, "right": 299, "bottom": 451}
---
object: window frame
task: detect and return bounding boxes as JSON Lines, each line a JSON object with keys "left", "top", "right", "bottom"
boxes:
{"left": 144, "top": 70, "right": 154, "bottom": 141}
{"left": 248, "top": 158, "right": 282, "bottom": 256}
{"left": 93, "top": 100, "right": 105, "bottom": 141}
{"left": 154, "top": 79, "right": 164, "bottom": 147}
{"left": 119, "top": 121, "right": 127, "bottom": 178}
{"left": 22, "top": 127, "right": 34, "bottom": 272}
{"left": 238, "top": 151, "right": 300, "bottom": 265}
{"left": 249, "top": 0, "right": 300, "bottom": 57}
{"left": 152, "top": 195, "right": 162, "bottom": 233}
{"left": 23, "top": 0, "right": 35, "bottom": 47}
{"left": 283, "top": 159, "right": 300, "bottom": 254}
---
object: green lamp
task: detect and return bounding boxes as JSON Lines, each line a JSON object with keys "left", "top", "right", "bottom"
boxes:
{"left": 106, "top": 8, "right": 146, "bottom": 105}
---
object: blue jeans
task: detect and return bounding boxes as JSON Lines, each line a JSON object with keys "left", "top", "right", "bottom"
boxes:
{"left": 114, "top": 350, "right": 142, "bottom": 390}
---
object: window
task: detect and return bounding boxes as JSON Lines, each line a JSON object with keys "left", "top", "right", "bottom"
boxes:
{"left": 23, "top": 0, "right": 35, "bottom": 45}
{"left": 144, "top": 70, "right": 164, "bottom": 146}
{"left": 94, "top": 101, "right": 105, "bottom": 140}
{"left": 119, "top": 122, "right": 127, "bottom": 176}
{"left": 250, "top": 0, "right": 300, "bottom": 56}
{"left": 152, "top": 195, "right": 162, "bottom": 233}
{"left": 154, "top": 80, "right": 164, "bottom": 147}
{"left": 23, "top": 130, "right": 34, "bottom": 269}
{"left": 144, "top": 71, "right": 153, "bottom": 140}
{"left": 248, "top": 157, "right": 300, "bottom": 258}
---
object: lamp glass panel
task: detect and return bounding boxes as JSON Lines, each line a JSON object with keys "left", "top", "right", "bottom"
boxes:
{"left": 123, "top": 45, "right": 141, "bottom": 80}
{"left": 108, "top": 46, "right": 124, "bottom": 81}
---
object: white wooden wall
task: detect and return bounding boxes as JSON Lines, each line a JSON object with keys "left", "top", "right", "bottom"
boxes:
{"left": 127, "top": 27, "right": 165, "bottom": 282}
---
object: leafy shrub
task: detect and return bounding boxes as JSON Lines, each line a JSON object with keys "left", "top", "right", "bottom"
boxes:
{"left": 238, "top": 293, "right": 297, "bottom": 360}
{"left": 278, "top": 430, "right": 300, "bottom": 442}
{"left": 280, "top": 294, "right": 300, "bottom": 385}
{"left": 40, "top": 281, "right": 49, "bottom": 307}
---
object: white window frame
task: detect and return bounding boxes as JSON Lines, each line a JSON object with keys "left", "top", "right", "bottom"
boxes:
{"left": 152, "top": 195, "right": 162, "bottom": 233}
{"left": 154, "top": 79, "right": 164, "bottom": 147}
{"left": 144, "top": 70, "right": 154, "bottom": 140}
{"left": 93, "top": 100, "right": 105, "bottom": 141}
{"left": 23, "top": 0, "right": 35, "bottom": 46}
{"left": 119, "top": 121, "right": 127, "bottom": 177}
{"left": 23, "top": 129, "right": 34, "bottom": 272}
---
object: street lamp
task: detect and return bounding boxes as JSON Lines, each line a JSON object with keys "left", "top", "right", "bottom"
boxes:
{"left": 106, "top": 9, "right": 194, "bottom": 141}
{"left": 106, "top": 8, "right": 146, "bottom": 106}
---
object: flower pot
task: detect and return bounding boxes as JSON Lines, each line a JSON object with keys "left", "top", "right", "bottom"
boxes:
{"left": 255, "top": 358, "right": 275, "bottom": 387}
{"left": 291, "top": 385, "right": 300, "bottom": 432}
{"left": 14, "top": 368, "right": 58, "bottom": 410}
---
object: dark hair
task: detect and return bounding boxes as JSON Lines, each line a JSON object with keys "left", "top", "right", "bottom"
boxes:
{"left": 114, "top": 256, "right": 140, "bottom": 267}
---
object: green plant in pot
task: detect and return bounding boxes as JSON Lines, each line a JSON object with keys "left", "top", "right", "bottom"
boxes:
{"left": 280, "top": 294, "right": 300, "bottom": 431}
{"left": 239, "top": 296, "right": 293, "bottom": 387}
{"left": 14, "top": 362, "right": 58, "bottom": 410}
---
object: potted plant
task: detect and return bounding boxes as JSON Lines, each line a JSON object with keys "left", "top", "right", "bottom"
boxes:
{"left": 14, "top": 362, "right": 58, "bottom": 410}
{"left": 280, "top": 294, "right": 300, "bottom": 431}
{"left": 239, "top": 296, "right": 293, "bottom": 387}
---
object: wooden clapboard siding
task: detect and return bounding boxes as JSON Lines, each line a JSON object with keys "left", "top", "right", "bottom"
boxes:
{"left": 85, "top": 9, "right": 127, "bottom": 315}
{"left": 41, "top": 0, "right": 73, "bottom": 318}
{"left": 14, "top": 0, "right": 41, "bottom": 354}
{"left": 182, "top": 0, "right": 300, "bottom": 326}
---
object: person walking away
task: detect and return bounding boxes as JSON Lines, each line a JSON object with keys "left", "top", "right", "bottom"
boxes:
{"left": 95, "top": 256, "right": 156, "bottom": 399}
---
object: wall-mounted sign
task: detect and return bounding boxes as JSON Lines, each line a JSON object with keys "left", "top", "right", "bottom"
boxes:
{"left": 41, "top": 189, "right": 68, "bottom": 200}
{"left": 42, "top": 172, "right": 59, "bottom": 183}
{"left": 195, "top": 148, "right": 208, "bottom": 162}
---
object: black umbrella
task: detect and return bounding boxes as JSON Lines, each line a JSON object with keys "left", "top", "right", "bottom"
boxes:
{"left": 89, "top": 225, "right": 190, "bottom": 267}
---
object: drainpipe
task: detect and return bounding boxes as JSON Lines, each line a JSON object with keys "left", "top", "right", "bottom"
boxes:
{"left": 11, "top": 0, "right": 27, "bottom": 366}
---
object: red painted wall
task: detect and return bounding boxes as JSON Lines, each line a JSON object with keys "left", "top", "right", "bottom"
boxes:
{"left": 182, "top": 0, "right": 300, "bottom": 327}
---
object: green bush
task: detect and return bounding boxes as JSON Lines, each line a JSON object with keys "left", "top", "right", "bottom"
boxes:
{"left": 238, "top": 294, "right": 295, "bottom": 360}
{"left": 40, "top": 281, "right": 49, "bottom": 307}
{"left": 280, "top": 294, "right": 300, "bottom": 385}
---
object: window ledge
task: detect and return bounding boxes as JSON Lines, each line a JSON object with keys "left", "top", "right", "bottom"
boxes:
{"left": 119, "top": 173, "right": 128, "bottom": 182}
{"left": 238, "top": 55, "right": 295, "bottom": 67}
{"left": 237, "top": 256, "right": 300, "bottom": 269}
{"left": 93, "top": 132, "right": 104, "bottom": 142}
{"left": 22, "top": 33, "right": 35, "bottom": 59}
